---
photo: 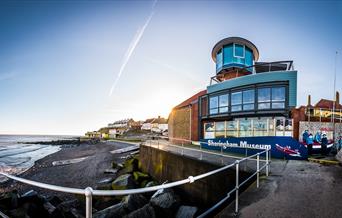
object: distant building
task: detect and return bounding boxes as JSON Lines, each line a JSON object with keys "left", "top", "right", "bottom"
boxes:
{"left": 85, "top": 131, "right": 101, "bottom": 138}
{"left": 142, "top": 116, "right": 168, "bottom": 133}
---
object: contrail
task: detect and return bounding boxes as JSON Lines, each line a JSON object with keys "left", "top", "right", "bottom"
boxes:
{"left": 109, "top": 0, "right": 157, "bottom": 96}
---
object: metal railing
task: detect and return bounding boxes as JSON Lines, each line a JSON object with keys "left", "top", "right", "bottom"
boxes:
{"left": 0, "top": 139, "right": 271, "bottom": 218}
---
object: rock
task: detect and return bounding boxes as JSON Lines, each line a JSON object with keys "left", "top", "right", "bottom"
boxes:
{"left": 47, "top": 196, "right": 63, "bottom": 207}
{"left": 95, "top": 183, "right": 113, "bottom": 191}
{"left": 27, "top": 201, "right": 50, "bottom": 218}
{"left": 125, "top": 204, "right": 155, "bottom": 218}
{"left": 21, "top": 190, "right": 37, "bottom": 198}
{"left": 8, "top": 207, "right": 27, "bottom": 218}
{"left": 93, "top": 202, "right": 128, "bottom": 218}
{"left": 145, "top": 181, "right": 158, "bottom": 188}
{"left": 175, "top": 206, "right": 198, "bottom": 218}
{"left": 43, "top": 201, "right": 56, "bottom": 214}
{"left": 97, "top": 177, "right": 115, "bottom": 184}
{"left": 51, "top": 199, "right": 79, "bottom": 218}
{"left": 112, "top": 174, "right": 136, "bottom": 190}
{"left": 150, "top": 189, "right": 180, "bottom": 217}
{"left": 0, "top": 190, "right": 19, "bottom": 210}
{"left": 104, "top": 169, "right": 118, "bottom": 174}
{"left": 123, "top": 194, "right": 148, "bottom": 212}
{"left": 133, "top": 171, "right": 149, "bottom": 184}
{"left": 119, "top": 158, "right": 139, "bottom": 174}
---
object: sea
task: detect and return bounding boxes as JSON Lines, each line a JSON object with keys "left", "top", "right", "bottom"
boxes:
{"left": 0, "top": 135, "right": 77, "bottom": 183}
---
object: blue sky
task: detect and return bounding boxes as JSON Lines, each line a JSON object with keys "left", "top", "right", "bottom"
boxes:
{"left": 0, "top": 0, "right": 341, "bottom": 135}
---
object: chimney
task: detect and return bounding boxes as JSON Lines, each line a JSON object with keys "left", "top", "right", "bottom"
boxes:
{"left": 336, "top": 91, "right": 340, "bottom": 105}
{"left": 307, "top": 95, "right": 311, "bottom": 106}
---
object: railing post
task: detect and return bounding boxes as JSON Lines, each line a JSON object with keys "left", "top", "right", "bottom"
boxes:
{"left": 257, "top": 153, "right": 260, "bottom": 188}
{"left": 85, "top": 187, "right": 93, "bottom": 218}
{"left": 266, "top": 149, "right": 269, "bottom": 176}
{"left": 200, "top": 142, "right": 203, "bottom": 160}
{"left": 235, "top": 160, "right": 239, "bottom": 214}
{"left": 181, "top": 141, "right": 184, "bottom": 156}
{"left": 221, "top": 145, "right": 223, "bottom": 165}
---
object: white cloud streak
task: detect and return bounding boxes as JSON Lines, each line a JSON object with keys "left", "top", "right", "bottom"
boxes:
{"left": 109, "top": 0, "right": 157, "bottom": 96}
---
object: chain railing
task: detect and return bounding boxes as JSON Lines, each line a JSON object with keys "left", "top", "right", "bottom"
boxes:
{"left": 0, "top": 139, "right": 271, "bottom": 218}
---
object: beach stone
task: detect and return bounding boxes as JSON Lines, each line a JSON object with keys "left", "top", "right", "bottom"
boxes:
{"left": 125, "top": 204, "right": 155, "bottom": 218}
{"left": 123, "top": 194, "right": 148, "bottom": 212}
{"left": 150, "top": 189, "right": 180, "bottom": 217}
{"left": 104, "top": 169, "right": 118, "bottom": 174}
{"left": 0, "top": 190, "right": 19, "bottom": 209}
{"left": 21, "top": 190, "right": 37, "bottom": 198}
{"left": 47, "top": 196, "right": 63, "bottom": 207}
{"left": 97, "top": 177, "right": 115, "bottom": 184}
{"left": 43, "top": 201, "right": 56, "bottom": 214}
{"left": 133, "top": 171, "right": 149, "bottom": 184}
{"left": 112, "top": 174, "right": 135, "bottom": 190}
{"left": 175, "top": 206, "right": 198, "bottom": 218}
{"left": 93, "top": 202, "right": 128, "bottom": 218}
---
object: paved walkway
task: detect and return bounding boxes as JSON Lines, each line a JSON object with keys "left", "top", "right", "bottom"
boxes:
{"left": 216, "top": 160, "right": 342, "bottom": 218}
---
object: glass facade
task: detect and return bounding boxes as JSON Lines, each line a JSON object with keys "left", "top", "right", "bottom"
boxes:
{"left": 258, "top": 87, "right": 285, "bottom": 110}
{"left": 203, "top": 117, "right": 293, "bottom": 139}
{"left": 216, "top": 43, "right": 254, "bottom": 73}
{"left": 207, "top": 85, "right": 287, "bottom": 115}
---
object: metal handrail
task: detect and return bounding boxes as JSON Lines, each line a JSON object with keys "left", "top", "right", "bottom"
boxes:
{"left": 0, "top": 141, "right": 270, "bottom": 218}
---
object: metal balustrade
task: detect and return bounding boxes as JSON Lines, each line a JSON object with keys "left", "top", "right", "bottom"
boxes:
{"left": 0, "top": 138, "right": 271, "bottom": 218}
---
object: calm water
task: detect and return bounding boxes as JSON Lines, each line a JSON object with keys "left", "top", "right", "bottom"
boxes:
{"left": 0, "top": 135, "right": 76, "bottom": 182}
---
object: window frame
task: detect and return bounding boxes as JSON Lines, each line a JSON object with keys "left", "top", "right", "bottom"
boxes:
{"left": 233, "top": 43, "right": 245, "bottom": 58}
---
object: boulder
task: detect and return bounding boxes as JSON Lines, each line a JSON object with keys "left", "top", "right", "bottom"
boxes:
{"left": 47, "top": 196, "right": 63, "bottom": 207}
{"left": 8, "top": 207, "right": 27, "bottom": 218}
{"left": 0, "top": 190, "right": 19, "bottom": 210}
{"left": 93, "top": 202, "right": 128, "bottom": 218}
{"left": 43, "top": 201, "right": 56, "bottom": 214}
{"left": 150, "top": 189, "right": 180, "bottom": 218}
{"left": 175, "top": 206, "right": 198, "bottom": 218}
{"left": 133, "top": 171, "right": 150, "bottom": 184}
{"left": 51, "top": 199, "right": 80, "bottom": 218}
{"left": 123, "top": 194, "right": 148, "bottom": 212}
{"left": 125, "top": 204, "right": 156, "bottom": 218}
{"left": 119, "top": 158, "right": 139, "bottom": 175}
{"left": 112, "top": 174, "right": 136, "bottom": 190}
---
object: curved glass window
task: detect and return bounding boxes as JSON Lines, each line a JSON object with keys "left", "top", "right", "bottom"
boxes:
{"left": 258, "top": 88, "right": 271, "bottom": 109}
{"left": 243, "top": 90, "right": 255, "bottom": 111}
{"left": 231, "top": 91, "right": 242, "bottom": 112}
{"left": 216, "top": 49, "right": 223, "bottom": 71}
{"left": 209, "top": 96, "right": 218, "bottom": 114}
{"left": 234, "top": 44, "right": 244, "bottom": 58}
{"left": 272, "top": 87, "right": 285, "bottom": 109}
{"left": 245, "top": 48, "right": 253, "bottom": 68}
{"left": 223, "top": 45, "right": 233, "bottom": 65}
{"left": 219, "top": 94, "right": 229, "bottom": 113}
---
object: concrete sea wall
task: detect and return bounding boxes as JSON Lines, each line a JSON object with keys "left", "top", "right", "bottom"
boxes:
{"left": 139, "top": 145, "right": 252, "bottom": 208}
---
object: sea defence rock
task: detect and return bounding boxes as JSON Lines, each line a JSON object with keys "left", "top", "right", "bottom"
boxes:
{"left": 123, "top": 194, "right": 149, "bottom": 212}
{"left": 111, "top": 174, "right": 136, "bottom": 190}
{"left": 93, "top": 203, "right": 128, "bottom": 218}
{"left": 126, "top": 204, "right": 156, "bottom": 218}
{"left": 175, "top": 205, "right": 198, "bottom": 218}
{"left": 336, "top": 149, "right": 342, "bottom": 163}
{"left": 150, "top": 189, "right": 180, "bottom": 218}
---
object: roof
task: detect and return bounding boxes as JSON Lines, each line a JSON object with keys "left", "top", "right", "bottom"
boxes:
{"left": 212, "top": 37, "right": 259, "bottom": 62}
{"left": 314, "top": 99, "right": 342, "bottom": 110}
{"left": 174, "top": 90, "right": 207, "bottom": 109}
{"left": 144, "top": 117, "right": 168, "bottom": 124}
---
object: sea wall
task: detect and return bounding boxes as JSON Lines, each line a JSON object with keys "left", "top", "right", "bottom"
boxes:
{"left": 139, "top": 145, "right": 252, "bottom": 208}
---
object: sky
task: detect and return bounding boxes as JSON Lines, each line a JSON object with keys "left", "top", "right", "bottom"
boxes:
{"left": 0, "top": 0, "right": 341, "bottom": 135}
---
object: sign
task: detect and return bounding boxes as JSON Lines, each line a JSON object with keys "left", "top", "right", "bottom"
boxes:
{"left": 200, "top": 136, "right": 308, "bottom": 160}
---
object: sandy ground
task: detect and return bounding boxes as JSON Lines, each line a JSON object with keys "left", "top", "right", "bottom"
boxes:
{"left": 0, "top": 141, "right": 134, "bottom": 200}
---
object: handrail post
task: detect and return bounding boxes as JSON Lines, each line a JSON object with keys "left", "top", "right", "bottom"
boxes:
{"left": 266, "top": 149, "right": 269, "bottom": 176}
{"left": 181, "top": 141, "right": 184, "bottom": 156}
{"left": 221, "top": 145, "right": 223, "bottom": 165}
{"left": 85, "top": 187, "right": 93, "bottom": 218}
{"left": 257, "top": 153, "right": 260, "bottom": 188}
{"left": 200, "top": 142, "right": 203, "bottom": 160}
{"left": 235, "top": 160, "right": 239, "bottom": 214}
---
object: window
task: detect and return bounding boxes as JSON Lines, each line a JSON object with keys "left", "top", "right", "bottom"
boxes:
{"left": 231, "top": 91, "right": 242, "bottom": 112}
{"left": 258, "top": 88, "right": 271, "bottom": 109}
{"left": 234, "top": 44, "right": 245, "bottom": 58}
{"left": 215, "top": 122, "right": 225, "bottom": 138}
{"left": 216, "top": 49, "right": 223, "bottom": 70}
{"left": 271, "top": 87, "right": 285, "bottom": 109}
{"left": 223, "top": 45, "right": 233, "bottom": 65}
{"left": 243, "top": 90, "right": 255, "bottom": 111}
{"left": 258, "top": 87, "right": 286, "bottom": 109}
{"left": 210, "top": 94, "right": 229, "bottom": 114}
{"left": 209, "top": 96, "right": 218, "bottom": 114}
{"left": 219, "top": 94, "right": 229, "bottom": 113}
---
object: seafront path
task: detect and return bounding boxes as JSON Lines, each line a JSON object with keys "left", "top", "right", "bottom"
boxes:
{"left": 148, "top": 139, "right": 342, "bottom": 218}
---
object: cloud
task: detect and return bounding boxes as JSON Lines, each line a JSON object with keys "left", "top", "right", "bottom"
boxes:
{"left": 109, "top": 0, "right": 157, "bottom": 96}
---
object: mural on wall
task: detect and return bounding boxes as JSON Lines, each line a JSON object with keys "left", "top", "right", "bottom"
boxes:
{"left": 201, "top": 136, "right": 308, "bottom": 160}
